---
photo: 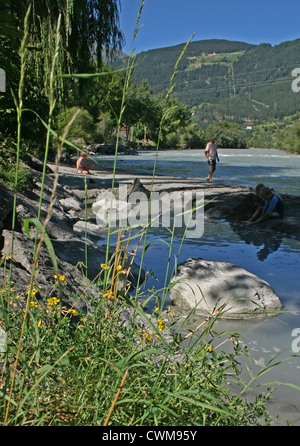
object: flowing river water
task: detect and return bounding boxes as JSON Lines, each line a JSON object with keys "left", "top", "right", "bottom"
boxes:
{"left": 96, "top": 148, "right": 300, "bottom": 423}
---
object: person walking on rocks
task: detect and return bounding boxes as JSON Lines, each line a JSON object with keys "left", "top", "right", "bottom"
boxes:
{"left": 205, "top": 137, "right": 219, "bottom": 182}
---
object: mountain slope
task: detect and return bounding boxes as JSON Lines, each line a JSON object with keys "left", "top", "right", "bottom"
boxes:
{"left": 127, "top": 38, "right": 300, "bottom": 126}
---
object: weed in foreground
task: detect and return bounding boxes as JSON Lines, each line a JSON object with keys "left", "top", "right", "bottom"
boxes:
{"left": 0, "top": 283, "right": 274, "bottom": 426}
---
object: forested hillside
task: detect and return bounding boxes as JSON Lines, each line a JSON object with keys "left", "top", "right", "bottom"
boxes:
{"left": 126, "top": 39, "right": 300, "bottom": 126}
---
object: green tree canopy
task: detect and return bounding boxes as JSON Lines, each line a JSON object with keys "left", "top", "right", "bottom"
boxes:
{"left": 205, "top": 121, "right": 247, "bottom": 148}
{"left": 0, "top": 0, "right": 124, "bottom": 146}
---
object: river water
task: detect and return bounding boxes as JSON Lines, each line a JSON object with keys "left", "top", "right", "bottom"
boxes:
{"left": 96, "top": 148, "right": 300, "bottom": 422}
{"left": 98, "top": 147, "right": 300, "bottom": 195}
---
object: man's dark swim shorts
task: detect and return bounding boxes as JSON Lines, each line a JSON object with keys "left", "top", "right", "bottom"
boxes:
{"left": 208, "top": 159, "right": 216, "bottom": 166}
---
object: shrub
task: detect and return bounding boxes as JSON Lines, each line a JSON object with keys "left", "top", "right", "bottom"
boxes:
{"left": 166, "top": 132, "right": 180, "bottom": 148}
{"left": 276, "top": 121, "right": 300, "bottom": 153}
{"left": 0, "top": 135, "right": 30, "bottom": 190}
{"left": 56, "top": 107, "right": 96, "bottom": 144}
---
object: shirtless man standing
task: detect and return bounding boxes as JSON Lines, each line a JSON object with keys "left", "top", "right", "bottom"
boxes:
{"left": 204, "top": 138, "right": 219, "bottom": 182}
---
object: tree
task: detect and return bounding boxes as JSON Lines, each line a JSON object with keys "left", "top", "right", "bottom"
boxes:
{"left": 151, "top": 94, "right": 191, "bottom": 146}
{"left": 121, "top": 80, "right": 154, "bottom": 140}
{"left": 205, "top": 121, "right": 247, "bottom": 148}
{"left": 0, "top": 0, "right": 124, "bottom": 147}
{"left": 56, "top": 106, "right": 95, "bottom": 144}
{"left": 276, "top": 120, "right": 300, "bottom": 153}
{"left": 0, "top": 3, "right": 22, "bottom": 135}
{"left": 4, "top": 0, "right": 123, "bottom": 74}
{"left": 180, "top": 123, "right": 206, "bottom": 149}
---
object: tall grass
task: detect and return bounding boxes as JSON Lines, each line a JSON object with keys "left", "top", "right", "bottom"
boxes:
{"left": 0, "top": 1, "right": 294, "bottom": 426}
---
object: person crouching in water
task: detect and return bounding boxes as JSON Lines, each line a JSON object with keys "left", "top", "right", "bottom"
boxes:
{"left": 246, "top": 186, "right": 284, "bottom": 226}
{"left": 76, "top": 151, "right": 94, "bottom": 174}
{"left": 205, "top": 137, "right": 219, "bottom": 182}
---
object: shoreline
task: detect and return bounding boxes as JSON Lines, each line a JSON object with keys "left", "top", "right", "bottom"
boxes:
{"left": 1, "top": 159, "right": 300, "bottom": 426}
{"left": 49, "top": 161, "right": 300, "bottom": 426}
{"left": 51, "top": 161, "right": 300, "bottom": 242}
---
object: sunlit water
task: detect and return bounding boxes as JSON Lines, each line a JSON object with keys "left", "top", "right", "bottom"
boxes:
{"left": 96, "top": 148, "right": 300, "bottom": 419}
{"left": 96, "top": 147, "right": 300, "bottom": 195}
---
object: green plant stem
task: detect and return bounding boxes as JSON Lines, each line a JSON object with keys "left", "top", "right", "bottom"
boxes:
{"left": 35, "top": 14, "right": 62, "bottom": 236}
{"left": 4, "top": 5, "right": 31, "bottom": 426}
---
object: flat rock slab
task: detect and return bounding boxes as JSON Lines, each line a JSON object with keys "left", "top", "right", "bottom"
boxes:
{"left": 170, "top": 258, "right": 283, "bottom": 319}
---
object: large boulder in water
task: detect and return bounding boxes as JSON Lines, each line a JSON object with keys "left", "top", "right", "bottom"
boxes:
{"left": 169, "top": 258, "right": 282, "bottom": 319}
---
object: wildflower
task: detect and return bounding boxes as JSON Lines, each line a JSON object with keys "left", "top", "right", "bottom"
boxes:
{"left": 167, "top": 306, "right": 177, "bottom": 318}
{"left": 145, "top": 331, "right": 154, "bottom": 343}
{"left": 46, "top": 297, "right": 60, "bottom": 306}
{"left": 38, "top": 320, "right": 42, "bottom": 328}
{"left": 102, "top": 290, "right": 115, "bottom": 300}
{"left": 158, "top": 319, "right": 166, "bottom": 332}
{"left": 30, "top": 300, "right": 39, "bottom": 309}
{"left": 205, "top": 344, "right": 215, "bottom": 353}
{"left": 54, "top": 274, "right": 66, "bottom": 282}
{"left": 117, "top": 265, "right": 127, "bottom": 275}
{"left": 27, "top": 288, "right": 39, "bottom": 298}
{"left": 154, "top": 306, "right": 159, "bottom": 312}
{"left": 65, "top": 308, "right": 78, "bottom": 317}
{"left": 101, "top": 263, "right": 110, "bottom": 271}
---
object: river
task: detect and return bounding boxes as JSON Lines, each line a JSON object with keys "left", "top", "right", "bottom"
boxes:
{"left": 95, "top": 147, "right": 300, "bottom": 424}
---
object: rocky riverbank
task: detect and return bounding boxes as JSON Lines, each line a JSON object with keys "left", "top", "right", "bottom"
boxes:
{"left": 1, "top": 156, "right": 300, "bottom": 425}
{"left": 1, "top": 157, "right": 299, "bottom": 311}
{"left": 0, "top": 160, "right": 145, "bottom": 313}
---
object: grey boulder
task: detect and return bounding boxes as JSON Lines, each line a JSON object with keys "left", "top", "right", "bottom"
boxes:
{"left": 170, "top": 258, "right": 282, "bottom": 319}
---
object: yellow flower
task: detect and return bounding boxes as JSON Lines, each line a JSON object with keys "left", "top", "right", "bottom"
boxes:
{"left": 102, "top": 290, "right": 114, "bottom": 300}
{"left": 66, "top": 309, "right": 78, "bottom": 316}
{"left": 27, "top": 288, "right": 39, "bottom": 298}
{"left": 38, "top": 320, "right": 42, "bottom": 328}
{"left": 154, "top": 306, "right": 159, "bottom": 312}
{"left": 205, "top": 344, "right": 215, "bottom": 353}
{"left": 54, "top": 274, "right": 66, "bottom": 282}
{"left": 167, "top": 306, "right": 177, "bottom": 318}
{"left": 101, "top": 263, "right": 110, "bottom": 271}
{"left": 158, "top": 319, "right": 166, "bottom": 332}
{"left": 47, "top": 297, "right": 60, "bottom": 306}
{"left": 117, "top": 265, "right": 127, "bottom": 275}
{"left": 30, "top": 300, "right": 39, "bottom": 308}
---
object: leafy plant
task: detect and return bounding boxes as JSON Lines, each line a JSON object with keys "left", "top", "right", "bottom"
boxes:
{"left": 56, "top": 107, "right": 96, "bottom": 144}
{"left": 0, "top": 136, "right": 30, "bottom": 190}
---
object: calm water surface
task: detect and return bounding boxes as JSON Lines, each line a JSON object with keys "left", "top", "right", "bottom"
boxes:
{"left": 96, "top": 148, "right": 300, "bottom": 415}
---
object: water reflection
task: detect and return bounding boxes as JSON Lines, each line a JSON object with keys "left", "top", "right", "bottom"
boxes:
{"left": 230, "top": 222, "right": 283, "bottom": 261}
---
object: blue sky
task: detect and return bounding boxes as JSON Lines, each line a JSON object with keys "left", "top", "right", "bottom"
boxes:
{"left": 119, "top": 0, "right": 300, "bottom": 54}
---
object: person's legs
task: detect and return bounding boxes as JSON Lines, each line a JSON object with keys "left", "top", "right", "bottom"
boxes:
{"left": 207, "top": 160, "right": 216, "bottom": 181}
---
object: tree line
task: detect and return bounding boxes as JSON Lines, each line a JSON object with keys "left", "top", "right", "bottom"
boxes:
{"left": 0, "top": 0, "right": 202, "bottom": 162}
{"left": 131, "top": 38, "right": 300, "bottom": 127}
{"left": 1, "top": 0, "right": 300, "bottom": 190}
